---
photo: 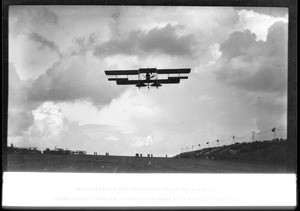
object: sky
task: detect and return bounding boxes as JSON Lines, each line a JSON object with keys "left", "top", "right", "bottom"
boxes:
{"left": 8, "top": 6, "right": 288, "bottom": 156}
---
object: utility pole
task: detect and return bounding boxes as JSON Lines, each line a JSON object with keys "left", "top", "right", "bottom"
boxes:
{"left": 233, "top": 135, "right": 235, "bottom": 144}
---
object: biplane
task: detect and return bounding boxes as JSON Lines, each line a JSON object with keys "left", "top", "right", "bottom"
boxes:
{"left": 105, "top": 68, "right": 191, "bottom": 89}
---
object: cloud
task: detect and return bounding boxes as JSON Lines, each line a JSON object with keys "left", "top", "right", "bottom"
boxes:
{"left": 213, "top": 21, "right": 288, "bottom": 133}
{"left": 235, "top": 9, "right": 288, "bottom": 41}
{"left": 94, "top": 24, "right": 196, "bottom": 57}
{"left": 235, "top": 7, "right": 288, "bottom": 18}
{"left": 68, "top": 33, "right": 102, "bottom": 57}
{"left": 104, "top": 135, "right": 119, "bottom": 142}
{"left": 140, "top": 24, "right": 196, "bottom": 56}
{"left": 9, "top": 7, "right": 61, "bottom": 80}
{"left": 8, "top": 110, "right": 34, "bottom": 137}
{"left": 25, "top": 102, "right": 66, "bottom": 139}
{"left": 109, "top": 7, "right": 122, "bottom": 37}
{"left": 214, "top": 21, "right": 287, "bottom": 94}
{"left": 8, "top": 64, "right": 36, "bottom": 136}
{"left": 10, "top": 102, "right": 85, "bottom": 151}
{"left": 33, "top": 7, "right": 58, "bottom": 24}
{"left": 130, "top": 134, "right": 154, "bottom": 147}
{"left": 9, "top": 6, "right": 59, "bottom": 36}
{"left": 9, "top": 102, "right": 126, "bottom": 153}
{"left": 27, "top": 55, "right": 125, "bottom": 107}
{"left": 28, "top": 32, "right": 61, "bottom": 55}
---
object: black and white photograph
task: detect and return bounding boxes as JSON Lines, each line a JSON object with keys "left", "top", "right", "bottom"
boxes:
{"left": 2, "top": 0, "right": 297, "bottom": 208}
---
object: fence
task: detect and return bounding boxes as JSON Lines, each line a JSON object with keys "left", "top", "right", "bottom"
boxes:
{"left": 181, "top": 127, "right": 287, "bottom": 152}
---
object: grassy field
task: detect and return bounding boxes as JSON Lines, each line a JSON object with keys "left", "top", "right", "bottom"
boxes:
{"left": 7, "top": 153, "right": 287, "bottom": 173}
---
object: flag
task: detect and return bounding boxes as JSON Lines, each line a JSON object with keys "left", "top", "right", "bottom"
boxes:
{"left": 272, "top": 127, "right": 276, "bottom": 132}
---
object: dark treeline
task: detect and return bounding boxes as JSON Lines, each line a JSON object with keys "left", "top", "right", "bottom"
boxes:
{"left": 7, "top": 145, "right": 86, "bottom": 155}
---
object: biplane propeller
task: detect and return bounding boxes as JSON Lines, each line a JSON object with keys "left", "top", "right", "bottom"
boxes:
{"left": 105, "top": 68, "right": 191, "bottom": 89}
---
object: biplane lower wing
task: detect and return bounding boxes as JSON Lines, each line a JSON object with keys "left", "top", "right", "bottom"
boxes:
{"left": 168, "top": 76, "right": 189, "bottom": 80}
{"left": 108, "top": 78, "right": 128, "bottom": 81}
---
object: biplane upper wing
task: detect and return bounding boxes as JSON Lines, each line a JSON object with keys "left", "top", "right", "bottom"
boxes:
{"left": 105, "top": 68, "right": 191, "bottom": 75}
{"left": 105, "top": 70, "right": 139, "bottom": 75}
{"left": 157, "top": 68, "right": 191, "bottom": 74}
{"left": 116, "top": 78, "right": 181, "bottom": 85}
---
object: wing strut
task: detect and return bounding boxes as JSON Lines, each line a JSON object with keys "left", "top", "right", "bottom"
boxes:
{"left": 156, "top": 68, "right": 158, "bottom": 89}
{"left": 138, "top": 68, "right": 140, "bottom": 89}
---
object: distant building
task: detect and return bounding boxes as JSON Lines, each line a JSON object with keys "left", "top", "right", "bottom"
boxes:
{"left": 43, "top": 147, "right": 72, "bottom": 155}
{"left": 74, "top": 150, "right": 86, "bottom": 155}
{"left": 65, "top": 150, "right": 73, "bottom": 155}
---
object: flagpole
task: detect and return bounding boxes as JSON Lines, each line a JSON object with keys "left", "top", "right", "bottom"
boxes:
{"left": 272, "top": 127, "right": 276, "bottom": 140}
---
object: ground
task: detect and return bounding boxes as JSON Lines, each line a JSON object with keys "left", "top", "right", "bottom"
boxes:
{"left": 6, "top": 153, "right": 287, "bottom": 173}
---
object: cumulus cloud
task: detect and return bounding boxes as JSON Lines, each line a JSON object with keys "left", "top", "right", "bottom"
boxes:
{"left": 25, "top": 102, "right": 66, "bottom": 139}
{"left": 213, "top": 21, "right": 288, "bottom": 132}
{"left": 235, "top": 7, "right": 288, "bottom": 18}
{"left": 214, "top": 21, "right": 287, "bottom": 94}
{"left": 27, "top": 55, "right": 124, "bottom": 107}
{"left": 235, "top": 9, "right": 288, "bottom": 41}
{"left": 11, "top": 102, "right": 83, "bottom": 151}
{"left": 94, "top": 24, "right": 196, "bottom": 57}
{"left": 9, "top": 102, "right": 126, "bottom": 153}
